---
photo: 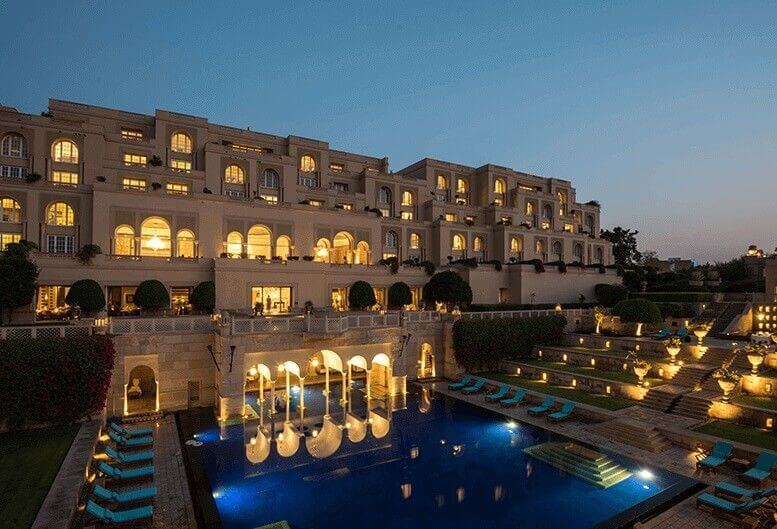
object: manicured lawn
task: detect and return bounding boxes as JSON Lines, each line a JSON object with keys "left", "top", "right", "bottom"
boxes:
{"left": 476, "top": 371, "right": 637, "bottom": 411}
{"left": 0, "top": 425, "right": 79, "bottom": 529}
{"left": 694, "top": 421, "right": 777, "bottom": 451}
{"left": 519, "top": 360, "right": 663, "bottom": 386}
{"left": 732, "top": 395, "right": 777, "bottom": 412}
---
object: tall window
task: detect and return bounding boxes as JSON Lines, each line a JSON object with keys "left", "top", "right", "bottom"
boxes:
{"left": 385, "top": 231, "right": 398, "bottom": 248}
{"left": 46, "top": 202, "right": 74, "bottom": 226}
{"left": 526, "top": 201, "right": 534, "bottom": 216}
{"left": 300, "top": 154, "right": 316, "bottom": 172}
{"left": 456, "top": 178, "right": 468, "bottom": 194}
{"left": 171, "top": 132, "right": 192, "bottom": 153}
{"left": 261, "top": 169, "right": 279, "bottom": 188}
{"left": 139, "top": 217, "right": 172, "bottom": 257}
{"left": 1, "top": 197, "right": 21, "bottom": 222}
{"left": 452, "top": 234, "right": 466, "bottom": 251}
{"left": 494, "top": 178, "right": 506, "bottom": 195}
{"left": 410, "top": 232, "right": 421, "bottom": 249}
{"left": 596, "top": 247, "right": 604, "bottom": 264}
{"left": 510, "top": 237, "right": 522, "bottom": 253}
{"left": 52, "top": 171, "right": 79, "bottom": 186}
{"left": 52, "top": 140, "right": 79, "bottom": 164}
{"left": 276, "top": 235, "right": 291, "bottom": 259}
{"left": 225, "top": 164, "right": 245, "bottom": 184}
{"left": 436, "top": 174, "right": 448, "bottom": 190}
{"left": 226, "top": 231, "right": 243, "bottom": 257}
{"left": 176, "top": 229, "right": 196, "bottom": 258}
{"left": 473, "top": 236, "right": 484, "bottom": 252}
{"left": 355, "top": 241, "right": 370, "bottom": 264}
{"left": 543, "top": 204, "right": 553, "bottom": 219}
{"left": 314, "top": 238, "right": 330, "bottom": 262}
{"left": 552, "top": 241, "right": 563, "bottom": 259}
{"left": 535, "top": 239, "right": 546, "bottom": 255}
{"left": 1, "top": 134, "right": 25, "bottom": 157}
{"left": 401, "top": 190, "right": 414, "bottom": 206}
{"left": 114, "top": 225, "right": 135, "bottom": 256}
{"left": 247, "top": 225, "right": 272, "bottom": 258}
{"left": 378, "top": 186, "right": 392, "bottom": 204}
{"left": 574, "top": 243, "right": 583, "bottom": 261}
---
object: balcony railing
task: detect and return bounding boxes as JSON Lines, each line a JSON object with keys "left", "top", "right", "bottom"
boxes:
{"left": 109, "top": 315, "right": 214, "bottom": 335}
{"left": 0, "top": 324, "right": 93, "bottom": 340}
{"left": 404, "top": 311, "right": 441, "bottom": 323}
{"left": 460, "top": 308, "right": 589, "bottom": 321}
{"left": 230, "top": 316, "right": 306, "bottom": 334}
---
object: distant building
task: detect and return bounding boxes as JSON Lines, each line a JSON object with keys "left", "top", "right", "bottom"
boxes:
{"left": 644, "top": 257, "right": 695, "bottom": 273}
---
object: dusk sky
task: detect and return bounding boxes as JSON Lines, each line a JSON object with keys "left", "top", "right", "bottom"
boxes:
{"left": 2, "top": 1, "right": 775, "bottom": 263}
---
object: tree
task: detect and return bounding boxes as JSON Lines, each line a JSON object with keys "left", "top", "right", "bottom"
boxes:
{"left": 0, "top": 241, "right": 39, "bottom": 324}
{"left": 600, "top": 227, "right": 641, "bottom": 267}
{"left": 65, "top": 279, "right": 105, "bottom": 314}
{"left": 423, "top": 271, "right": 472, "bottom": 308}
{"left": 612, "top": 299, "right": 662, "bottom": 325}
{"left": 594, "top": 283, "right": 628, "bottom": 306}
{"left": 388, "top": 282, "right": 412, "bottom": 309}
{"left": 133, "top": 280, "right": 170, "bottom": 313}
{"left": 348, "top": 281, "right": 376, "bottom": 310}
{"left": 190, "top": 281, "right": 216, "bottom": 313}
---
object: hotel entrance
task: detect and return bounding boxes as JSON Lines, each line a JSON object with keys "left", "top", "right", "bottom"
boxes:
{"left": 251, "top": 286, "right": 292, "bottom": 315}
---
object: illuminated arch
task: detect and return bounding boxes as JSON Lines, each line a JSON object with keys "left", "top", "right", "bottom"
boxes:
{"left": 355, "top": 241, "right": 370, "bottom": 265}
{"left": 176, "top": 229, "right": 196, "bottom": 258}
{"left": 332, "top": 231, "right": 354, "bottom": 264}
{"left": 46, "top": 202, "right": 74, "bottom": 226}
{"left": 452, "top": 234, "right": 466, "bottom": 251}
{"left": 114, "top": 224, "right": 135, "bottom": 256}
{"left": 276, "top": 235, "right": 291, "bottom": 259}
{"left": 314, "top": 238, "right": 330, "bottom": 262}
{"left": 224, "top": 164, "right": 245, "bottom": 184}
{"left": 51, "top": 139, "right": 78, "bottom": 163}
{"left": 1, "top": 197, "right": 21, "bottom": 223}
{"left": 300, "top": 154, "right": 316, "bottom": 172}
{"left": 226, "top": 231, "right": 243, "bottom": 257}
{"left": 494, "top": 178, "right": 506, "bottom": 195}
{"left": 170, "top": 132, "right": 192, "bottom": 153}
{"left": 510, "top": 237, "right": 522, "bottom": 253}
{"left": 247, "top": 225, "right": 272, "bottom": 258}
{"left": 139, "top": 216, "right": 171, "bottom": 257}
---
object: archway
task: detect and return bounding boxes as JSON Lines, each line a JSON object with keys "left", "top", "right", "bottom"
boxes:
{"left": 418, "top": 342, "right": 435, "bottom": 379}
{"left": 140, "top": 217, "right": 171, "bottom": 257}
{"left": 245, "top": 364, "right": 274, "bottom": 418}
{"left": 304, "top": 350, "right": 347, "bottom": 418}
{"left": 355, "top": 241, "right": 370, "bottom": 265}
{"left": 331, "top": 231, "right": 354, "bottom": 264}
{"left": 314, "top": 238, "right": 330, "bottom": 262}
{"left": 276, "top": 235, "right": 291, "bottom": 260}
{"left": 247, "top": 225, "right": 272, "bottom": 259}
{"left": 370, "top": 353, "right": 392, "bottom": 398}
{"left": 126, "top": 365, "right": 157, "bottom": 414}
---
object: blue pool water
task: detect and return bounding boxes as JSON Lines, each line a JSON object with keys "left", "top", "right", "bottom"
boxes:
{"left": 192, "top": 385, "right": 689, "bottom": 529}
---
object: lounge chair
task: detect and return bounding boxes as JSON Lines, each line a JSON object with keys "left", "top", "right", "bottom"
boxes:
{"left": 461, "top": 379, "right": 486, "bottom": 394}
{"left": 108, "top": 431, "right": 153, "bottom": 449}
{"left": 651, "top": 328, "right": 671, "bottom": 340}
{"left": 676, "top": 328, "right": 689, "bottom": 340}
{"left": 97, "top": 462, "right": 154, "bottom": 483}
{"left": 85, "top": 499, "right": 153, "bottom": 526}
{"left": 696, "top": 493, "right": 767, "bottom": 524}
{"left": 528, "top": 396, "right": 556, "bottom": 416}
{"left": 110, "top": 422, "right": 153, "bottom": 438}
{"left": 104, "top": 446, "right": 154, "bottom": 465}
{"left": 547, "top": 402, "right": 575, "bottom": 422}
{"left": 697, "top": 441, "right": 733, "bottom": 472}
{"left": 448, "top": 375, "right": 473, "bottom": 391}
{"left": 500, "top": 389, "right": 526, "bottom": 407}
{"left": 714, "top": 482, "right": 777, "bottom": 500}
{"left": 742, "top": 452, "right": 777, "bottom": 485}
{"left": 485, "top": 384, "right": 510, "bottom": 402}
{"left": 93, "top": 484, "right": 157, "bottom": 506}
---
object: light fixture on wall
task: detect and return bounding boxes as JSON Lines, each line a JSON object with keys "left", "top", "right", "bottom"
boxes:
{"left": 148, "top": 235, "right": 164, "bottom": 251}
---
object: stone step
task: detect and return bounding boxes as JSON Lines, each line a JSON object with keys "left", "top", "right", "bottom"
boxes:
{"left": 523, "top": 442, "right": 632, "bottom": 488}
{"left": 588, "top": 419, "right": 671, "bottom": 453}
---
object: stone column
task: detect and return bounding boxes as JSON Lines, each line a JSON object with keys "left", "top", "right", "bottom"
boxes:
{"left": 216, "top": 339, "right": 246, "bottom": 420}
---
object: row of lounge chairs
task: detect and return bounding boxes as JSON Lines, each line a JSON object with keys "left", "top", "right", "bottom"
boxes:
{"left": 448, "top": 376, "right": 576, "bottom": 422}
{"left": 651, "top": 327, "right": 688, "bottom": 340}
{"left": 85, "top": 421, "right": 158, "bottom": 526}
{"left": 697, "top": 441, "right": 777, "bottom": 484}
{"left": 697, "top": 481, "right": 777, "bottom": 526}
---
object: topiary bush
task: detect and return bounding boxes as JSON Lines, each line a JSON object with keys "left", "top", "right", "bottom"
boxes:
{"left": 348, "top": 280, "right": 376, "bottom": 310}
{"left": 388, "top": 282, "right": 412, "bottom": 309}
{"left": 611, "top": 298, "right": 662, "bottom": 324}
{"left": 65, "top": 279, "right": 105, "bottom": 314}
{"left": 594, "top": 283, "right": 629, "bottom": 307}
{"left": 133, "top": 280, "right": 170, "bottom": 312}
{"left": 0, "top": 336, "right": 115, "bottom": 428}
{"left": 423, "top": 271, "right": 472, "bottom": 308}
{"left": 452, "top": 315, "right": 567, "bottom": 371}
{"left": 190, "top": 281, "right": 215, "bottom": 313}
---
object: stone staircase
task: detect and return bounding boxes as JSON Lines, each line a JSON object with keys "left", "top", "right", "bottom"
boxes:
{"left": 640, "top": 385, "right": 687, "bottom": 412}
{"left": 587, "top": 418, "right": 672, "bottom": 453}
{"left": 669, "top": 363, "right": 717, "bottom": 389}
{"left": 710, "top": 302, "right": 749, "bottom": 336}
{"left": 523, "top": 441, "right": 632, "bottom": 488}
{"left": 671, "top": 391, "right": 716, "bottom": 421}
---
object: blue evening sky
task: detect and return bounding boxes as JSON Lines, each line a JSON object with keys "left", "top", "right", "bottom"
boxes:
{"left": 2, "top": 1, "right": 776, "bottom": 262}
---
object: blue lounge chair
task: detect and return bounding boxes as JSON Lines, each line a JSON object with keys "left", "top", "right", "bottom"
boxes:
{"left": 105, "top": 445, "right": 154, "bottom": 465}
{"left": 500, "top": 388, "right": 526, "bottom": 407}
{"left": 485, "top": 384, "right": 510, "bottom": 402}
{"left": 697, "top": 441, "right": 733, "bottom": 472}
{"left": 651, "top": 328, "right": 671, "bottom": 340}
{"left": 528, "top": 396, "right": 556, "bottom": 416}
{"left": 98, "top": 462, "right": 154, "bottom": 483}
{"left": 448, "top": 375, "right": 473, "bottom": 391}
{"left": 547, "top": 402, "right": 575, "bottom": 422}
{"left": 110, "top": 421, "right": 153, "bottom": 437}
{"left": 85, "top": 499, "right": 153, "bottom": 525}
{"left": 696, "top": 493, "right": 767, "bottom": 523}
{"left": 109, "top": 430, "right": 153, "bottom": 449}
{"left": 93, "top": 484, "right": 157, "bottom": 505}
{"left": 714, "top": 482, "right": 777, "bottom": 500}
{"left": 742, "top": 452, "right": 777, "bottom": 485}
{"left": 461, "top": 379, "right": 486, "bottom": 394}
{"left": 676, "top": 328, "right": 689, "bottom": 339}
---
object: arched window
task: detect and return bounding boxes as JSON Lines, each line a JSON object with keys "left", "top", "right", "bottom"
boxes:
{"left": 436, "top": 174, "right": 448, "bottom": 190}
{"left": 176, "top": 229, "right": 196, "bottom": 258}
{"left": 300, "top": 154, "right": 316, "bottom": 172}
{"left": 596, "top": 247, "right": 604, "bottom": 264}
{"left": 526, "top": 201, "right": 535, "bottom": 216}
{"left": 224, "top": 164, "right": 244, "bottom": 184}
{"left": 315, "top": 238, "right": 330, "bottom": 262}
{"left": 114, "top": 225, "right": 135, "bottom": 256}
{"left": 557, "top": 190, "right": 568, "bottom": 215}
{"left": 261, "top": 169, "right": 279, "bottom": 188}
{"left": 46, "top": 202, "right": 74, "bottom": 226}
{"left": 378, "top": 186, "right": 392, "bottom": 204}
{"left": 332, "top": 231, "right": 354, "bottom": 263}
{"left": 585, "top": 214, "right": 595, "bottom": 230}
{"left": 355, "top": 241, "right": 370, "bottom": 264}
{"left": 543, "top": 204, "right": 553, "bottom": 219}
{"left": 276, "top": 235, "right": 291, "bottom": 259}
{"left": 510, "top": 237, "right": 522, "bottom": 253}
{"left": 1, "top": 197, "right": 21, "bottom": 223}
{"left": 171, "top": 132, "right": 192, "bottom": 153}
{"left": 535, "top": 239, "right": 546, "bottom": 254}
{"left": 226, "top": 231, "right": 243, "bottom": 257}
{"left": 409, "top": 232, "right": 421, "bottom": 250}
{"left": 452, "top": 234, "right": 466, "bottom": 251}
{"left": 1, "top": 134, "right": 25, "bottom": 158}
{"left": 51, "top": 139, "right": 78, "bottom": 164}
{"left": 401, "top": 190, "right": 414, "bottom": 206}
{"left": 247, "top": 225, "right": 272, "bottom": 258}
{"left": 385, "top": 231, "right": 398, "bottom": 248}
{"left": 473, "top": 236, "right": 484, "bottom": 252}
{"left": 573, "top": 243, "right": 583, "bottom": 261}
{"left": 494, "top": 178, "right": 506, "bottom": 195}
{"left": 552, "top": 241, "right": 563, "bottom": 259}
{"left": 456, "top": 178, "right": 468, "bottom": 194}
{"left": 140, "top": 217, "right": 171, "bottom": 257}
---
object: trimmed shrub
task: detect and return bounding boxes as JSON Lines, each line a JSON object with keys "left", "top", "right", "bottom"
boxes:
{"left": 423, "top": 271, "right": 472, "bottom": 307}
{"left": 388, "top": 282, "right": 412, "bottom": 309}
{"left": 594, "top": 283, "right": 628, "bottom": 307}
{"left": 631, "top": 291, "right": 713, "bottom": 303}
{"left": 348, "top": 280, "right": 376, "bottom": 310}
{"left": 611, "top": 298, "right": 662, "bottom": 324}
{"left": 190, "top": 281, "right": 215, "bottom": 313}
{"left": 0, "top": 336, "right": 115, "bottom": 427}
{"left": 655, "top": 302, "right": 698, "bottom": 319}
{"left": 65, "top": 279, "right": 105, "bottom": 314}
{"left": 134, "top": 280, "right": 170, "bottom": 311}
{"left": 452, "top": 315, "right": 567, "bottom": 371}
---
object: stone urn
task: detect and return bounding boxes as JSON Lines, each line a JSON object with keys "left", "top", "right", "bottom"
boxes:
{"left": 693, "top": 328, "right": 709, "bottom": 346}
{"left": 633, "top": 361, "right": 651, "bottom": 387}
{"left": 666, "top": 345, "right": 681, "bottom": 364}
{"left": 747, "top": 351, "right": 765, "bottom": 375}
{"left": 717, "top": 378, "right": 737, "bottom": 402}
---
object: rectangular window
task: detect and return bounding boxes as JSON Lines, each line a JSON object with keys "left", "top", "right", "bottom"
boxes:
{"left": 299, "top": 175, "right": 317, "bottom": 188}
{"left": 231, "top": 143, "right": 263, "bottom": 154}
{"left": 170, "top": 159, "right": 192, "bottom": 172}
{"left": 52, "top": 171, "right": 79, "bottom": 186}
{"left": 382, "top": 252, "right": 397, "bottom": 260}
{"left": 166, "top": 182, "right": 190, "bottom": 195}
{"left": 171, "top": 287, "right": 192, "bottom": 315}
{"left": 47, "top": 235, "right": 75, "bottom": 254}
{"left": 123, "top": 153, "right": 147, "bottom": 166}
{"left": 225, "top": 189, "right": 246, "bottom": 198}
{"left": 541, "top": 222, "right": 551, "bottom": 230}
{"left": 0, "top": 165, "right": 27, "bottom": 179}
{"left": 259, "top": 194, "right": 279, "bottom": 204}
{"left": 122, "top": 177, "right": 147, "bottom": 191}
{"left": 444, "top": 213, "right": 457, "bottom": 222}
{"left": 563, "top": 223, "right": 575, "bottom": 233}
{"left": 337, "top": 203, "right": 352, "bottom": 210}
{"left": 251, "top": 286, "right": 292, "bottom": 314}
{"left": 373, "top": 287, "right": 386, "bottom": 309}
{"left": 332, "top": 182, "right": 349, "bottom": 192}
{"left": 121, "top": 128, "right": 143, "bottom": 140}
{"left": 331, "top": 287, "right": 348, "bottom": 312}
{"left": 0, "top": 233, "right": 20, "bottom": 250}
{"left": 308, "top": 199, "right": 324, "bottom": 207}
{"left": 36, "top": 285, "right": 70, "bottom": 318}
{"left": 401, "top": 211, "right": 414, "bottom": 221}
{"left": 500, "top": 215, "right": 512, "bottom": 224}
{"left": 329, "top": 163, "right": 345, "bottom": 172}
{"left": 519, "top": 185, "right": 534, "bottom": 191}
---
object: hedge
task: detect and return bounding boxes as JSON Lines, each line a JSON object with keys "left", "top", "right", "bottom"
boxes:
{"left": 423, "top": 271, "right": 472, "bottom": 306}
{"left": 0, "top": 336, "right": 115, "bottom": 428}
{"left": 134, "top": 280, "right": 170, "bottom": 311}
{"left": 611, "top": 298, "right": 662, "bottom": 324}
{"left": 65, "top": 279, "right": 105, "bottom": 314}
{"left": 452, "top": 315, "right": 567, "bottom": 371}
{"left": 387, "top": 282, "right": 412, "bottom": 309}
{"left": 190, "top": 281, "right": 215, "bottom": 313}
{"left": 594, "top": 283, "right": 628, "bottom": 307}
{"left": 655, "top": 302, "right": 698, "bottom": 319}
{"left": 631, "top": 292, "right": 713, "bottom": 303}
{"left": 348, "top": 280, "right": 376, "bottom": 310}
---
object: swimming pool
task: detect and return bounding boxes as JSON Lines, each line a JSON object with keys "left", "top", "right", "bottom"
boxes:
{"left": 181, "top": 384, "right": 697, "bottom": 529}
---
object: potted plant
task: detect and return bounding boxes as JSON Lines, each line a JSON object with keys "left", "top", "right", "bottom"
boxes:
{"left": 74, "top": 244, "right": 102, "bottom": 265}
{"left": 151, "top": 182, "right": 162, "bottom": 191}
{"left": 664, "top": 336, "right": 682, "bottom": 364}
{"left": 25, "top": 172, "right": 42, "bottom": 184}
{"left": 148, "top": 155, "right": 163, "bottom": 167}
{"left": 693, "top": 322, "right": 712, "bottom": 347}
{"left": 712, "top": 362, "right": 741, "bottom": 402}
{"left": 627, "top": 351, "right": 652, "bottom": 387}
{"left": 743, "top": 343, "right": 769, "bottom": 375}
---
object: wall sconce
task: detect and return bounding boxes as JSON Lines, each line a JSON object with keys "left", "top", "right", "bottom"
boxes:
{"left": 562, "top": 354, "right": 568, "bottom": 362}
{"left": 516, "top": 367, "right": 521, "bottom": 375}
{"left": 579, "top": 337, "right": 584, "bottom": 345}
{"left": 605, "top": 385, "right": 611, "bottom": 395}
{"left": 605, "top": 341, "right": 611, "bottom": 348}
{"left": 658, "top": 368, "right": 664, "bottom": 377}
{"left": 766, "top": 417, "right": 773, "bottom": 429}
{"left": 590, "top": 358, "right": 596, "bottom": 367}
{"left": 766, "top": 383, "right": 773, "bottom": 394}
{"left": 542, "top": 372, "right": 547, "bottom": 381}
{"left": 538, "top": 350, "right": 543, "bottom": 358}
{"left": 571, "top": 379, "right": 577, "bottom": 387}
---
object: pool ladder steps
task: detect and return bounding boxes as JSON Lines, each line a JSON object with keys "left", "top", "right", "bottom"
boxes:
{"left": 523, "top": 442, "right": 632, "bottom": 489}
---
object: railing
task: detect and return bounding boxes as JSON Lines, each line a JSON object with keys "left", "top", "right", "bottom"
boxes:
{"left": 460, "top": 308, "right": 589, "bottom": 321}
{"left": 231, "top": 316, "right": 306, "bottom": 334}
{"left": 0, "top": 324, "right": 93, "bottom": 340}
{"left": 404, "top": 311, "right": 441, "bottom": 323}
{"left": 109, "top": 315, "right": 214, "bottom": 335}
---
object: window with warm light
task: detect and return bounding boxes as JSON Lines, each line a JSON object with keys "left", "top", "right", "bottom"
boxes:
{"left": 436, "top": 174, "right": 448, "bottom": 190}
{"left": 1, "top": 197, "right": 21, "bottom": 223}
{"left": 122, "top": 178, "right": 147, "bottom": 191}
{"left": 564, "top": 223, "right": 574, "bottom": 233}
{"left": 246, "top": 225, "right": 272, "bottom": 258}
{"left": 166, "top": 182, "right": 189, "bottom": 195}
{"left": 52, "top": 140, "right": 79, "bottom": 163}
{"left": 401, "top": 190, "right": 414, "bottom": 206}
{"left": 337, "top": 202, "right": 352, "bottom": 210}
{"left": 176, "top": 229, "right": 196, "bottom": 258}
{"left": 541, "top": 222, "right": 550, "bottom": 230}
{"left": 123, "top": 153, "right": 147, "bottom": 166}
{"left": 276, "top": 235, "right": 292, "bottom": 259}
{"left": 170, "top": 159, "right": 191, "bottom": 172}
{"left": 52, "top": 171, "right": 79, "bottom": 186}
{"left": 1, "top": 134, "right": 25, "bottom": 158}
{"left": 0, "top": 233, "right": 20, "bottom": 250}
{"left": 114, "top": 225, "right": 135, "bottom": 256}
{"left": 410, "top": 232, "right": 421, "bottom": 249}
{"left": 526, "top": 201, "right": 534, "bottom": 216}
{"left": 46, "top": 202, "right": 74, "bottom": 226}
{"left": 510, "top": 237, "right": 522, "bottom": 253}
{"left": 401, "top": 211, "right": 414, "bottom": 221}
{"left": 473, "top": 236, "right": 484, "bottom": 252}
{"left": 535, "top": 239, "right": 545, "bottom": 254}
{"left": 121, "top": 128, "right": 143, "bottom": 141}
{"left": 260, "top": 169, "right": 279, "bottom": 188}
{"left": 226, "top": 231, "right": 243, "bottom": 257}
{"left": 171, "top": 132, "right": 192, "bottom": 153}
{"left": 224, "top": 164, "right": 245, "bottom": 184}
{"left": 494, "top": 178, "right": 505, "bottom": 195}
{"left": 140, "top": 217, "right": 171, "bottom": 257}
{"left": 314, "top": 238, "right": 330, "bottom": 262}
{"left": 300, "top": 154, "right": 316, "bottom": 172}
{"left": 329, "top": 162, "right": 344, "bottom": 172}
{"left": 456, "top": 178, "right": 468, "bottom": 194}
{"left": 452, "top": 234, "right": 466, "bottom": 251}
{"left": 252, "top": 286, "right": 293, "bottom": 314}
{"left": 260, "top": 194, "right": 278, "bottom": 204}
{"left": 444, "top": 213, "right": 457, "bottom": 222}
{"left": 308, "top": 199, "right": 324, "bottom": 207}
